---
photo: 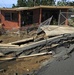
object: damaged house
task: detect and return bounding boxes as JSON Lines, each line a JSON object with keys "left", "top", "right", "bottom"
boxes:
{"left": 0, "top": 5, "right": 73, "bottom": 30}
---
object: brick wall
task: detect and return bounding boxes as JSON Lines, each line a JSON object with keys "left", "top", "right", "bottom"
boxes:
{"left": 33, "top": 9, "right": 40, "bottom": 24}
{"left": 1, "top": 10, "right": 19, "bottom": 30}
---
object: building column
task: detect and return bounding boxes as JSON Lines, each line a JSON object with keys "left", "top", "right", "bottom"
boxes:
{"left": 65, "top": 9, "right": 68, "bottom": 26}
{"left": 18, "top": 11, "right": 21, "bottom": 28}
{"left": 0, "top": 10, "right": 2, "bottom": 23}
{"left": 39, "top": 8, "right": 42, "bottom": 24}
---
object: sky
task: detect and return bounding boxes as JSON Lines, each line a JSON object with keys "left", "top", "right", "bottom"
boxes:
{"left": 0, "top": 0, "right": 74, "bottom": 8}
{"left": 0, "top": 0, "right": 17, "bottom": 8}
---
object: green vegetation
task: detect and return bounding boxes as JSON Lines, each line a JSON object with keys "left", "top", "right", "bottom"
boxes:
{"left": 68, "top": 18, "right": 74, "bottom": 27}
{"left": 12, "top": 0, "right": 55, "bottom": 7}
{"left": 57, "top": 0, "right": 74, "bottom": 6}
{"left": 12, "top": 0, "right": 74, "bottom": 8}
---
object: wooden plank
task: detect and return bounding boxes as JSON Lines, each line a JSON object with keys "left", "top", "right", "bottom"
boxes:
{"left": 0, "top": 51, "right": 52, "bottom": 61}
{"left": 0, "top": 35, "right": 62, "bottom": 54}
{"left": 40, "top": 25, "right": 74, "bottom": 36}
{"left": 8, "top": 37, "right": 33, "bottom": 45}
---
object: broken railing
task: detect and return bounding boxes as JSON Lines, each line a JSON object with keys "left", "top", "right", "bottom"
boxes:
{"left": 37, "top": 16, "right": 53, "bottom": 34}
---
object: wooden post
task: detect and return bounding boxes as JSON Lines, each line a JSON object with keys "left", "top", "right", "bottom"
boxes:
{"left": 58, "top": 10, "right": 61, "bottom": 25}
{"left": 0, "top": 10, "right": 2, "bottom": 23}
{"left": 18, "top": 11, "right": 21, "bottom": 28}
{"left": 39, "top": 8, "right": 42, "bottom": 24}
{"left": 65, "top": 9, "right": 68, "bottom": 26}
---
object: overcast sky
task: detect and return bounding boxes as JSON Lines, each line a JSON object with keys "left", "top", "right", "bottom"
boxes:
{"left": 0, "top": 0, "right": 74, "bottom": 8}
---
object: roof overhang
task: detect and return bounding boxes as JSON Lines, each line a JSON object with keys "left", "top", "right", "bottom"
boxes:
{"left": 0, "top": 5, "right": 74, "bottom": 11}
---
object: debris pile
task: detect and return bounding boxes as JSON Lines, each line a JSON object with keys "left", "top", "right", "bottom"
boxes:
{"left": 0, "top": 23, "right": 6, "bottom": 35}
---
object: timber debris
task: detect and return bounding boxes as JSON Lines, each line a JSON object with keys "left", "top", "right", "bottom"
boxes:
{"left": 0, "top": 17, "right": 74, "bottom": 75}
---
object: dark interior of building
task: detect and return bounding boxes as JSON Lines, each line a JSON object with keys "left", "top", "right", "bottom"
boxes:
{"left": 21, "top": 10, "right": 33, "bottom": 26}
{"left": 4, "top": 12, "right": 18, "bottom": 22}
{"left": 42, "top": 9, "right": 60, "bottom": 25}
{"left": 21, "top": 9, "right": 60, "bottom": 27}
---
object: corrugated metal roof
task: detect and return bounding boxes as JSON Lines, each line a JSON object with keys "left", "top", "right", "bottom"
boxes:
{"left": 0, "top": 5, "right": 74, "bottom": 11}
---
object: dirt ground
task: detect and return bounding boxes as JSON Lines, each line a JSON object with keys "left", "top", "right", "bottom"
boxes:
{"left": 0, "top": 55, "right": 52, "bottom": 75}
{"left": 0, "top": 30, "right": 36, "bottom": 43}
{"left": 0, "top": 29, "right": 52, "bottom": 75}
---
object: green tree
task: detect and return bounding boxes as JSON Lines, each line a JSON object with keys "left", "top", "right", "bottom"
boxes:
{"left": 57, "top": 1, "right": 66, "bottom": 6}
{"left": 66, "top": 1, "right": 74, "bottom": 6}
{"left": 17, "top": 0, "right": 27, "bottom": 7}
{"left": 57, "top": 0, "right": 67, "bottom": 6}
{"left": 35, "top": 0, "right": 40, "bottom": 6}
{"left": 14, "top": 0, "right": 55, "bottom": 7}
{"left": 12, "top": 4, "right": 16, "bottom": 8}
{"left": 40, "top": 0, "right": 55, "bottom": 5}
{"left": 47, "top": 0, "right": 55, "bottom": 5}
{"left": 26, "top": 0, "right": 34, "bottom": 7}
{"left": 41, "top": 0, "right": 48, "bottom": 5}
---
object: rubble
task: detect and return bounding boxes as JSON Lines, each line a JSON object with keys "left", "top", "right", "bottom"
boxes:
{"left": 0, "top": 24, "right": 74, "bottom": 75}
